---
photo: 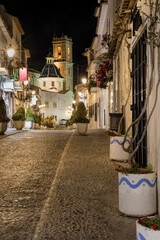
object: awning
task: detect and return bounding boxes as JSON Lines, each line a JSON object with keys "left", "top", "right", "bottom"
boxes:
{"left": 1, "top": 77, "right": 15, "bottom": 92}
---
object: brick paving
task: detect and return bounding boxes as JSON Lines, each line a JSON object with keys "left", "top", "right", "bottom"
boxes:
{"left": 0, "top": 129, "right": 136, "bottom": 240}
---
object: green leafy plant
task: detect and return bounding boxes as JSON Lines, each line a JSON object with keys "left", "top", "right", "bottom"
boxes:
{"left": 16, "top": 107, "right": 25, "bottom": 117}
{"left": 115, "top": 163, "right": 153, "bottom": 174}
{"left": 0, "top": 98, "right": 10, "bottom": 122}
{"left": 12, "top": 106, "right": 25, "bottom": 121}
{"left": 12, "top": 113, "right": 25, "bottom": 121}
{"left": 25, "top": 108, "right": 34, "bottom": 121}
{"left": 74, "top": 102, "right": 90, "bottom": 124}
{"left": 138, "top": 215, "right": 160, "bottom": 231}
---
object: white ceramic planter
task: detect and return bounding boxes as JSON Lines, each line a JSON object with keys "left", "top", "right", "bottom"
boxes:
{"left": 14, "top": 121, "right": 24, "bottom": 130}
{"left": 0, "top": 122, "right": 7, "bottom": 134}
{"left": 25, "top": 121, "right": 33, "bottom": 129}
{"left": 110, "top": 136, "right": 130, "bottom": 161}
{"left": 119, "top": 172, "right": 157, "bottom": 217}
{"left": 73, "top": 123, "right": 77, "bottom": 129}
{"left": 77, "top": 123, "right": 88, "bottom": 136}
{"left": 136, "top": 219, "right": 160, "bottom": 240}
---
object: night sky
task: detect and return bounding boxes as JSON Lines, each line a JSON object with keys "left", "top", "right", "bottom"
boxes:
{"left": 1, "top": 0, "right": 98, "bottom": 71}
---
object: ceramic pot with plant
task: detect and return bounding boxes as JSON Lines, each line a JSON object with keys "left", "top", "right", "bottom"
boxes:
{"left": 110, "top": 134, "right": 130, "bottom": 161}
{"left": 0, "top": 97, "right": 10, "bottom": 134}
{"left": 115, "top": 163, "right": 157, "bottom": 217}
{"left": 25, "top": 108, "right": 34, "bottom": 129}
{"left": 12, "top": 107, "right": 25, "bottom": 130}
{"left": 74, "top": 102, "right": 90, "bottom": 136}
{"left": 136, "top": 215, "right": 160, "bottom": 240}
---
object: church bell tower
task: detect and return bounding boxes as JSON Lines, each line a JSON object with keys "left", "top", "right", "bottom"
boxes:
{"left": 52, "top": 35, "right": 73, "bottom": 91}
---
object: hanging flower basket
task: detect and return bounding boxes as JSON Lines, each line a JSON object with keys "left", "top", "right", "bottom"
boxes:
{"left": 96, "top": 61, "right": 113, "bottom": 89}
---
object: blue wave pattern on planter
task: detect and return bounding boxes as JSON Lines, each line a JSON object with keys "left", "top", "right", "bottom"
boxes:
{"left": 137, "top": 233, "right": 146, "bottom": 240}
{"left": 110, "top": 139, "right": 131, "bottom": 145}
{"left": 119, "top": 177, "right": 156, "bottom": 189}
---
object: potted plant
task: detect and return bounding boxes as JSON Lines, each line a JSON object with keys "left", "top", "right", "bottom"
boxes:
{"left": 115, "top": 163, "right": 157, "bottom": 217}
{"left": 136, "top": 215, "right": 160, "bottom": 239}
{"left": 33, "top": 115, "right": 41, "bottom": 129}
{"left": 74, "top": 102, "right": 90, "bottom": 136}
{"left": 109, "top": 129, "right": 130, "bottom": 161}
{"left": 12, "top": 107, "right": 25, "bottom": 130}
{"left": 25, "top": 108, "right": 34, "bottom": 129}
{"left": 0, "top": 97, "right": 10, "bottom": 134}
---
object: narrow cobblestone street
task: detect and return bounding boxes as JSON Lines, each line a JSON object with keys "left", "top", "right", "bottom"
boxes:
{"left": 0, "top": 129, "right": 135, "bottom": 240}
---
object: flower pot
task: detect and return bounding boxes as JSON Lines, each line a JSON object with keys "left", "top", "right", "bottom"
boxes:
{"left": 14, "top": 121, "right": 24, "bottom": 130}
{"left": 119, "top": 172, "right": 157, "bottom": 217}
{"left": 25, "top": 121, "right": 33, "bottom": 129}
{"left": 73, "top": 123, "right": 77, "bottom": 129}
{"left": 0, "top": 122, "right": 8, "bottom": 134}
{"left": 77, "top": 123, "right": 88, "bottom": 136}
{"left": 110, "top": 136, "right": 130, "bottom": 161}
{"left": 136, "top": 219, "right": 160, "bottom": 240}
{"left": 35, "top": 123, "right": 40, "bottom": 129}
{"left": 40, "top": 125, "right": 44, "bottom": 130}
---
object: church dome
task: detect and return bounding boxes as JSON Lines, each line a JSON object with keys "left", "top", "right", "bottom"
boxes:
{"left": 40, "top": 64, "right": 63, "bottom": 78}
{"left": 40, "top": 52, "right": 63, "bottom": 78}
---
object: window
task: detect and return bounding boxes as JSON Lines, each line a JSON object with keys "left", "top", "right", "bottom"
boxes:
{"left": 53, "top": 102, "right": 57, "bottom": 108}
{"left": 58, "top": 47, "right": 62, "bottom": 58}
{"left": 45, "top": 102, "right": 49, "bottom": 108}
{"left": 51, "top": 81, "right": 54, "bottom": 87}
{"left": 68, "top": 48, "right": 70, "bottom": 59}
{"left": 68, "top": 68, "right": 71, "bottom": 75}
{"left": 43, "top": 81, "right": 46, "bottom": 87}
{"left": 59, "top": 82, "right": 61, "bottom": 87}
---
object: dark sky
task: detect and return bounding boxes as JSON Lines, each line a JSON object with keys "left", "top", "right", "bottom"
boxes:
{"left": 1, "top": 0, "right": 98, "bottom": 71}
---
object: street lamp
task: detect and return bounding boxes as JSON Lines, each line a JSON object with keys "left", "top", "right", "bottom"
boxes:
{"left": 82, "top": 78, "right": 87, "bottom": 85}
{"left": 7, "top": 46, "right": 15, "bottom": 58}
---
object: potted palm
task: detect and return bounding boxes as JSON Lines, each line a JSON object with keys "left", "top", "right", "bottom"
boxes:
{"left": 0, "top": 97, "right": 10, "bottom": 134}
{"left": 74, "top": 102, "right": 90, "bottom": 136}
{"left": 115, "top": 163, "right": 157, "bottom": 217}
{"left": 12, "top": 107, "right": 25, "bottom": 130}
{"left": 25, "top": 108, "right": 34, "bottom": 129}
{"left": 136, "top": 215, "right": 160, "bottom": 239}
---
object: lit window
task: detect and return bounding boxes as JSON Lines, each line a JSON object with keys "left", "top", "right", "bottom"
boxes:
{"left": 43, "top": 81, "right": 46, "bottom": 87}
{"left": 68, "top": 48, "right": 70, "bottom": 59}
{"left": 58, "top": 47, "right": 62, "bottom": 58}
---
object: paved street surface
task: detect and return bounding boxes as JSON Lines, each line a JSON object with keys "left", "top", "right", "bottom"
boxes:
{"left": 0, "top": 129, "right": 135, "bottom": 240}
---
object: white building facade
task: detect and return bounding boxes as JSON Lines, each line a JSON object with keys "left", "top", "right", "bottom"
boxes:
{"left": 35, "top": 53, "right": 73, "bottom": 123}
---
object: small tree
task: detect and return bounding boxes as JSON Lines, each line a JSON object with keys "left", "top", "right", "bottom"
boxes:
{"left": 75, "top": 102, "right": 90, "bottom": 123}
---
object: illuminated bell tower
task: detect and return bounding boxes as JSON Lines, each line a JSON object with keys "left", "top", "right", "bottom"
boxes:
{"left": 52, "top": 35, "right": 73, "bottom": 91}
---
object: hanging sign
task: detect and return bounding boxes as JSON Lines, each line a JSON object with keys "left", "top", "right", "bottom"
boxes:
{"left": 19, "top": 67, "right": 27, "bottom": 82}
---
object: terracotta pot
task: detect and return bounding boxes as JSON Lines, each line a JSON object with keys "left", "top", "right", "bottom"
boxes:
{"left": 119, "top": 172, "right": 157, "bottom": 217}
{"left": 0, "top": 122, "right": 8, "bottom": 134}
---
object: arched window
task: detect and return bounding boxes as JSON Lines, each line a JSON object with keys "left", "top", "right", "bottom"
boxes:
{"left": 68, "top": 48, "right": 70, "bottom": 59}
{"left": 58, "top": 47, "right": 62, "bottom": 58}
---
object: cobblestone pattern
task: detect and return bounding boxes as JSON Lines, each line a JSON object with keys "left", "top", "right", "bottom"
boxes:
{"left": 32, "top": 130, "right": 136, "bottom": 240}
{"left": 0, "top": 130, "right": 72, "bottom": 240}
